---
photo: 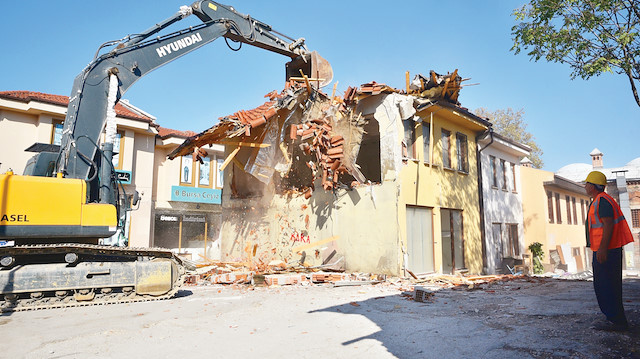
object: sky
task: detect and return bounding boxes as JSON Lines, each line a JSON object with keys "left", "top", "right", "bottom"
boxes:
{"left": 1, "top": 0, "right": 638, "bottom": 172}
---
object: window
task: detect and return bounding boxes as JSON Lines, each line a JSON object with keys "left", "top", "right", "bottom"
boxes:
{"left": 441, "top": 129, "right": 451, "bottom": 168}
{"left": 422, "top": 122, "right": 430, "bottom": 163}
{"left": 572, "top": 197, "right": 578, "bottom": 225}
{"left": 547, "top": 191, "right": 554, "bottom": 223}
{"left": 566, "top": 195, "right": 572, "bottom": 225}
{"left": 500, "top": 159, "right": 507, "bottom": 190}
{"left": 455, "top": 133, "right": 468, "bottom": 172}
{"left": 51, "top": 119, "right": 64, "bottom": 145}
{"left": 581, "top": 199, "right": 586, "bottom": 223}
{"left": 180, "top": 156, "right": 194, "bottom": 186}
{"left": 180, "top": 153, "right": 219, "bottom": 188}
{"left": 198, "top": 157, "right": 212, "bottom": 187}
{"left": 112, "top": 131, "right": 124, "bottom": 170}
{"left": 403, "top": 120, "right": 416, "bottom": 159}
{"left": 555, "top": 193, "right": 562, "bottom": 223}
{"left": 511, "top": 162, "right": 517, "bottom": 192}
{"left": 491, "top": 156, "right": 497, "bottom": 188}
{"left": 506, "top": 224, "right": 520, "bottom": 257}
{"left": 632, "top": 209, "right": 640, "bottom": 228}
{"left": 216, "top": 158, "right": 225, "bottom": 189}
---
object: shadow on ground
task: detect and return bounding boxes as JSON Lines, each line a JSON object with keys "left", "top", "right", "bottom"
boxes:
{"left": 311, "top": 277, "right": 640, "bottom": 358}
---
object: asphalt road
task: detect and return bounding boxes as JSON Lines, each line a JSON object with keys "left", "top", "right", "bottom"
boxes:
{"left": 1, "top": 276, "right": 639, "bottom": 358}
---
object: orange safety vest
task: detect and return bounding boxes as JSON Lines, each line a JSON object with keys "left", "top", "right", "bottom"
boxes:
{"left": 588, "top": 192, "right": 634, "bottom": 251}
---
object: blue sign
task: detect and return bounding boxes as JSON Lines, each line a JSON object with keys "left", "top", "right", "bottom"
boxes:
{"left": 116, "top": 170, "right": 132, "bottom": 184}
{"left": 171, "top": 186, "right": 221, "bottom": 204}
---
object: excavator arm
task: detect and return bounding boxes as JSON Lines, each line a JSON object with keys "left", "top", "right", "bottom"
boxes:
{"left": 0, "top": 1, "right": 332, "bottom": 312}
{"left": 57, "top": 0, "right": 332, "bottom": 192}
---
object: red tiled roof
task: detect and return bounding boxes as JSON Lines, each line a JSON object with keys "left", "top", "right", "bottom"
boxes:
{"left": 0, "top": 91, "right": 153, "bottom": 122}
{"left": 157, "top": 126, "right": 198, "bottom": 139}
{"left": 220, "top": 100, "right": 277, "bottom": 127}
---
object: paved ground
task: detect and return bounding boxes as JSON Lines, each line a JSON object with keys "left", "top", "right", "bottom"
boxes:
{"left": 1, "top": 276, "right": 639, "bottom": 358}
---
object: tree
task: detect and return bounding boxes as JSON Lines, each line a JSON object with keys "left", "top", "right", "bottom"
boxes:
{"left": 511, "top": 0, "right": 640, "bottom": 107}
{"left": 474, "top": 107, "right": 544, "bottom": 168}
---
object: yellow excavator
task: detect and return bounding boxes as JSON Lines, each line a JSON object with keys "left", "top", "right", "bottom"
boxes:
{"left": 0, "top": 0, "right": 331, "bottom": 311}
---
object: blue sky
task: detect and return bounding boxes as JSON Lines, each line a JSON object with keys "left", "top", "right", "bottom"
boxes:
{"left": 1, "top": 1, "right": 638, "bottom": 172}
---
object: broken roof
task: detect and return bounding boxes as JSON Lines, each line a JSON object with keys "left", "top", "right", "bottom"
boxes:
{"left": 168, "top": 69, "right": 483, "bottom": 192}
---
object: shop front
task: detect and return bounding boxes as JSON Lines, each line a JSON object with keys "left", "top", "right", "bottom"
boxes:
{"left": 153, "top": 185, "right": 222, "bottom": 261}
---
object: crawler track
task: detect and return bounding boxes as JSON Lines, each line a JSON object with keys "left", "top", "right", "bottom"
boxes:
{"left": 0, "top": 244, "right": 191, "bottom": 312}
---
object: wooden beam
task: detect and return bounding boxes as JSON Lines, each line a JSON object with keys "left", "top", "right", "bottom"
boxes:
{"left": 219, "top": 140, "right": 271, "bottom": 148}
{"left": 231, "top": 157, "right": 245, "bottom": 171}
{"left": 219, "top": 146, "right": 241, "bottom": 172}
{"left": 406, "top": 71, "right": 410, "bottom": 94}
{"left": 279, "top": 142, "right": 291, "bottom": 163}
{"left": 288, "top": 76, "right": 326, "bottom": 82}
{"left": 299, "top": 69, "right": 312, "bottom": 95}
{"left": 331, "top": 81, "right": 338, "bottom": 104}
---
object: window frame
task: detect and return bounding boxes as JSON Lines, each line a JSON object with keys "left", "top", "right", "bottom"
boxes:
{"left": 455, "top": 132, "right": 468, "bottom": 173}
{"left": 510, "top": 162, "right": 517, "bottom": 192}
{"left": 51, "top": 119, "right": 64, "bottom": 145}
{"left": 490, "top": 155, "right": 498, "bottom": 188}
{"left": 631, "top": 209, "right": 640, "bottom": 228}
{"left": 216, "top": 157, "right": 225, "bottom": 189}
{"left": 506, "top": 223, "right": 520, "bottom": 257}
{"left": 500, "top": 159, "right": 507, "bottom": 191}
{"left": 566, "top": 195, "right": 572, "bottom": 225}
{"left": 180, "top": 155, "right": 195, "bottom": 187}
{"left": 402, "top": 119, "right": 417, "bottom": 160}
{"left": 572, "top": 197, "right": 578, "bottom": 225}
{"left": 422, "top": 121, "right": 430, "bottom": 164}
{"left": 547, "top": 191, "right": 555, "bottom": 223}
{"left": 198, "top": 156, "right": 213, "bottom": 188}
{"left": 441, "top": 129, "right": 451, "bottom": 169}
{"left": 555, "top": 193, "right": 562, "bottom": 224}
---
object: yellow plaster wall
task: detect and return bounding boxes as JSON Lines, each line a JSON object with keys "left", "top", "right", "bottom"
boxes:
{"left": 521, "top": 167, "right": 590, "bottom": 270}
{"left": 0, "top": 110, "right": 60, "bottom": 174}
{"left": 398, "top": 109, "right": 485, "bottom": 274}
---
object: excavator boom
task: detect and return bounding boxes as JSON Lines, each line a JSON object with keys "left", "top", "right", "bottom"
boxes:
{"left": 0, "top": 1, "right": 331, "bottom": 312}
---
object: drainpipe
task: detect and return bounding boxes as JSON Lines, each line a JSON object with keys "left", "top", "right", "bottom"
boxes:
{"left": 476, "top": 127, "right": 494, "bottom": 274}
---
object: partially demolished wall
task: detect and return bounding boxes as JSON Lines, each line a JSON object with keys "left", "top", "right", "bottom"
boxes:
{"left": 168, "top": 70, "right": 466, "bottom": 275}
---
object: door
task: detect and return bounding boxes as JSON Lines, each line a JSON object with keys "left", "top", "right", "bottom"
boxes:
{"left": 486, "top": 223, "right": 503, "bottom": 274}
{"left": 441, "top": 209, "right": 464, "bottom": 274}
{"left": 406, "top": 206, "right": 434, "bottom": 274}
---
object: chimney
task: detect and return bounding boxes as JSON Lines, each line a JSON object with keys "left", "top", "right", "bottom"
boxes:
{"left": 520, "top": 157, "right": 533, "bottom": 168}
{"left": 590, "top": 148, "right": 603, "bottom": 168}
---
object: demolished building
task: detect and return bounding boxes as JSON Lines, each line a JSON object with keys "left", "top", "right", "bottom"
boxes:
{"left": 169, "top": 70, "right": 491, "bottom": 276}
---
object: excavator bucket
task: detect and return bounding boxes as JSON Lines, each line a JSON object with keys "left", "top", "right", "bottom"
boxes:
{"left": 286, "top": 51, "right": 333, "bottom": 88}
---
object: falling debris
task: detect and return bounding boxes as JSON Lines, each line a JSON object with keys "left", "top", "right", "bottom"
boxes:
{"left": 168, "top": 69, "right": 467, "bottom": 195}
{"left": 168, "top": 69, "right": 475, "bottom": 273}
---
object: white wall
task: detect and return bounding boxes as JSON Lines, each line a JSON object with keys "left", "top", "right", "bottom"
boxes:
{"left": 480, "top": 138, "right": 527, "bottom": 274}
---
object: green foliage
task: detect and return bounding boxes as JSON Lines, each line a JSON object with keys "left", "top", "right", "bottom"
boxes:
{"left": 528, "top": 242, "right": 545, "bottom": 274}
{"left": 511, "top": 0, "right": 640, "bottom": 107}
{"left": 474, "top": 107, "right": 544, "bottom": 168}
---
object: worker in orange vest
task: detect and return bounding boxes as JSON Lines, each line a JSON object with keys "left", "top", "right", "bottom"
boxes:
{"left": 585, "top": 171, "right": 634, "bottom": 332}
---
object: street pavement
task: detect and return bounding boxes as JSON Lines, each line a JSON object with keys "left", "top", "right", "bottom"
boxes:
{"left": 1, "top": 276, "right": 639, "bottom": 358}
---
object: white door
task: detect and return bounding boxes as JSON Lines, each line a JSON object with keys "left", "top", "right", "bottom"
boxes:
{"left": 406, "top": 206, "right": 434, "bottom": 274}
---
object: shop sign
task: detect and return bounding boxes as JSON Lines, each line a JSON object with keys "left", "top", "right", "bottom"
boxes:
{"left": 159, "top": 215, "right": 179, "bottom": 222}
{"left": 116, "top": 170, "right": 132, "bottom": 184}
{"left": 171, "top": 185, "right": 221, "bottom": 204}
{"left": 183, "top": 215, "right": 206, "bottom": 223}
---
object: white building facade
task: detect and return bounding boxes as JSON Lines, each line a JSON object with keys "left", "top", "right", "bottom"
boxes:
{"left": 478, "top": 132, "right": 530, "bottom": 274}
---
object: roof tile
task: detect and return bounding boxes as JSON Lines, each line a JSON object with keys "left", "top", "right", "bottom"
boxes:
{"left": 0, "top": 91, "right": 153, "bottom": 123}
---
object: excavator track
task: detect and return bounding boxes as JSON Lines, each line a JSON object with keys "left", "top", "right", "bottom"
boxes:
{"left": 0, "top": 244, "right": 192, "bottom": 312}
